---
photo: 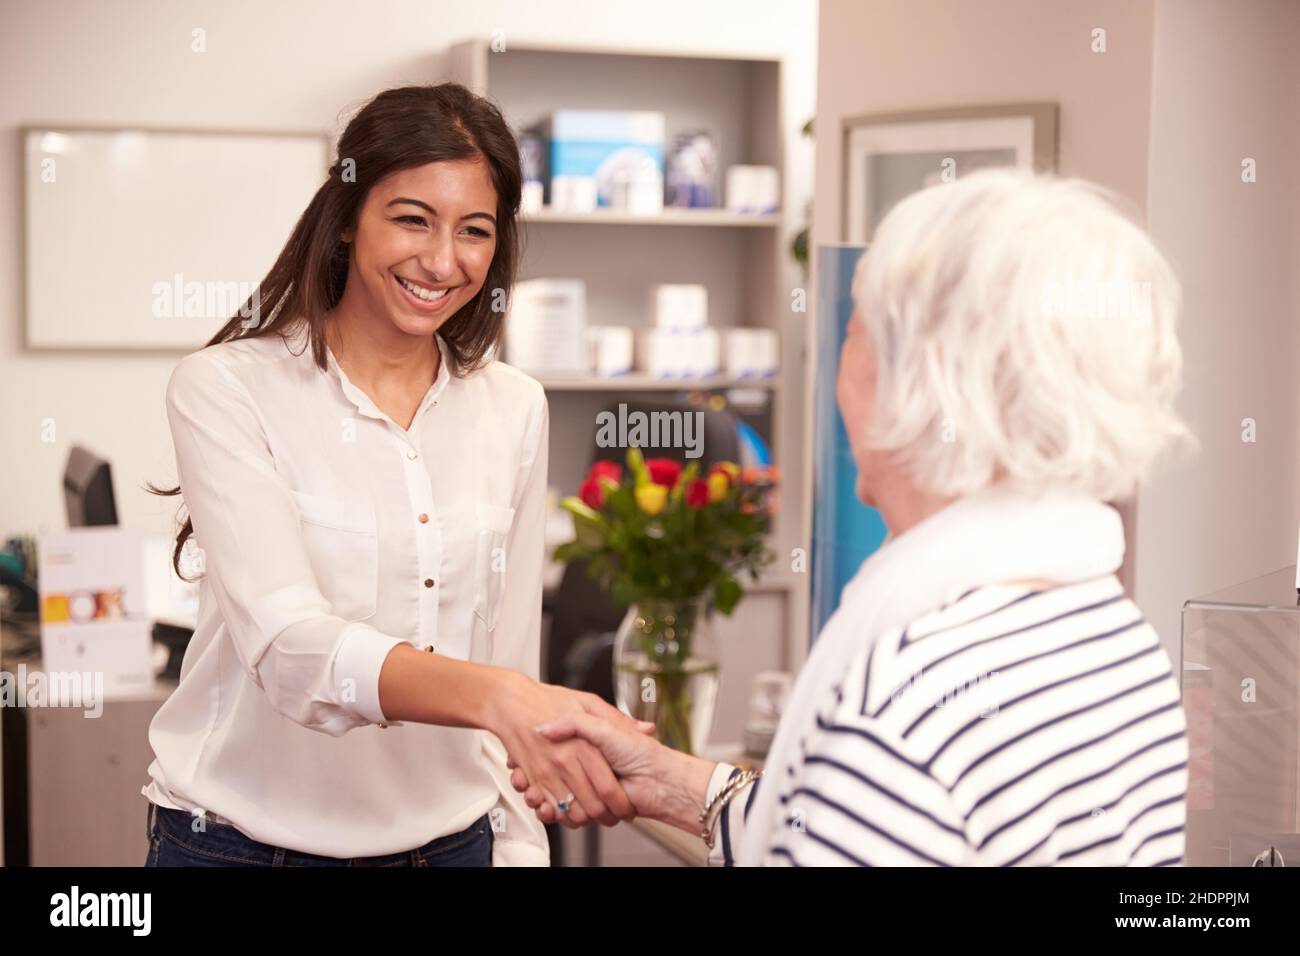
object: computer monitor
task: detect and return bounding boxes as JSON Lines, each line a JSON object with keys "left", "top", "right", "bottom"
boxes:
{"left": 64, "top": 445, "right": 118, "bottom": 527}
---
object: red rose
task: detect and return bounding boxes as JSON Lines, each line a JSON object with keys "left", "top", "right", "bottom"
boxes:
{"left": 587, "top": 460, "right": 623, "bottom": 484}
{"left": 645, "top": 458, "right": 682, "bottom": 488}
{"left": 685, "top": 478, "right": 710, "bottom": 509}
{"left": 578, "top": 477, "right": 606, "bottom": 509}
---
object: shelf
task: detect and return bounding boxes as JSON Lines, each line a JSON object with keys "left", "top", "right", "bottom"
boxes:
{"left": 533, "top": 373, "right": 778, "bottom": 392}
{"left": 521, "top": 207, "right": 780, "bottom": 228}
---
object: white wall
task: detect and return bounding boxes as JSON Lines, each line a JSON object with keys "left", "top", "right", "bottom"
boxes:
{"left": 0, "top": 0, "right": 816, "bottom": 868}
{"left": 1137, "top": 0, "right": 1300, "bottom": 659}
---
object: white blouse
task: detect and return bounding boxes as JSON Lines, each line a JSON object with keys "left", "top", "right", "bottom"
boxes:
{"left": 142, "top": 320, "right": 551, "bottom": 865}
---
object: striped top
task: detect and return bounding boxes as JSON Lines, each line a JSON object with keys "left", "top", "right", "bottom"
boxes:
{"left": 708, "top": 574, "right": 1188, "bottom": 866}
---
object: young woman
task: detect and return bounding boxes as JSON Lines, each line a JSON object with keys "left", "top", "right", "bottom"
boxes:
{"left": 143, "top": 83, "right": 646, "bottom": 867}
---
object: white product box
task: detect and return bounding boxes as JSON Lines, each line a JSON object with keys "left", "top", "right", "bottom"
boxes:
{"left": 636, "top": 327, "right": 721, "bottom": 379}
{"left": 520, "top": 180, "right": 545, "bottom": 215}
{"left": 550, "top": 175, "right": 598, "bottom": 212}
{"left": 587, "top": 325, "right": 635, "bottom": 377}
{"left": 507, "top": 279, "right": 589, "bottom": 373}
{"left": 37, "top": 526, "right": 156, "bottom": 700}
{"left": 651, "top": 283, "right": 708, "bottom": 332}
{"left": 725, "top": 165, "right": 781, "bottom": 214}
{"left": 723, "top": 328, "right": 780, "bottom": 378}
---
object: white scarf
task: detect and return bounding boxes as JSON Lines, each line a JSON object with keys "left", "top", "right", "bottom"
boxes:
{"left": 737, "top": 482, "right": 1127, "bottom": 866}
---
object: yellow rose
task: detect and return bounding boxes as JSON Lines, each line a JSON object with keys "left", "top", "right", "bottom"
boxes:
{"left": 712, "top": 461, "right": 740, "bottom": 485}
{"left": 707, "top": 472, "right": 729, "bottom": 503}
{"left": 635, "top": 483, "right": 668, "bottom": 516}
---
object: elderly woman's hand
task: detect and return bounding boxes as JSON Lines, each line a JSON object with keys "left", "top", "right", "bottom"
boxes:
{"left": 483, "top": 675, "right": 660, "bottom": 828}
{"left": 507, "top": 714, "right": 717, "bottom": 834}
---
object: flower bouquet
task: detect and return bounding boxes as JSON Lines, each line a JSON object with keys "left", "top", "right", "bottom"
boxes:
{"left": 553, "top": 448, "right": 779, "bottom": 753}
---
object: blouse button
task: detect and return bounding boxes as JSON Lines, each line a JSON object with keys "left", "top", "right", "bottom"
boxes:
{"left": 418, "top": 513, "right": 429, "bottom": 523}
{"left": 407, "top": 449, "right": 418, "bottom": 460}
{"left": 424, "top": 578, "right": 436, "bottom": 588}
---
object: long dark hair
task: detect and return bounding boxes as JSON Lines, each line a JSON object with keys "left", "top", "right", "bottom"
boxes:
{"left": 146, "top": 83, "right": 523, "bottom": 579}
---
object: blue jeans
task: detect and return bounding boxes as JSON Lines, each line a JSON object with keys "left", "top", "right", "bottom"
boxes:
{"left": 144, "top": 802, "right": 493, "bottom": 867}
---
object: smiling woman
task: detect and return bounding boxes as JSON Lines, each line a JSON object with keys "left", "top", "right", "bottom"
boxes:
{"left": 143, "top": 83, "right": 648, "bottom": 868}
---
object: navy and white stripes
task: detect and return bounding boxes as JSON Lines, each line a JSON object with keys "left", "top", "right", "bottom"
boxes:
{"left": 707, "top": 575, "right": 1187, "bottom": 866}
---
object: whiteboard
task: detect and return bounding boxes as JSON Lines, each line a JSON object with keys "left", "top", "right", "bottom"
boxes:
{"left": 24, "top": 128, "right": 329, "bottom": 349}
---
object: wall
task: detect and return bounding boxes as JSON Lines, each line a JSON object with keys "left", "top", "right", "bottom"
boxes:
{"left": 1138, "top": 0, "right": 1300, "bottom": 657}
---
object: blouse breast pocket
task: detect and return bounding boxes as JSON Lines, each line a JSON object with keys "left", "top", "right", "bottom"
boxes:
{"left": 288, "top": 489, "right": 379, "bottom": 623}
{"left": 471, "top": 502, "right": 516, "bottom": 660}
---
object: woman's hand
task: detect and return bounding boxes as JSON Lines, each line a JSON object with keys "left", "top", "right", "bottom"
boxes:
{"left": 506, "top": 712, "right": 717, "bottom": 835}
{"left": 484, "top": 673, "right": 655, "bottom": 829}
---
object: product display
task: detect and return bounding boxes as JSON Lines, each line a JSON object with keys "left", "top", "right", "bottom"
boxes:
{"left": 543, "top": 109, "right": 665, "bottom": 213}
{"left": 723, "top": 327, "right": 779, "bottom": 379}
{"left": 725, "top": 164, "right": 780, "bottom": 214}
{"left": 587, "top": 325, "right": 634, "bottom": 377}
{"left": 506, "top": 278, "right": 589, "bottom": 373}
{"left": 667, "top": 130, "right": 717, "bottom": 208}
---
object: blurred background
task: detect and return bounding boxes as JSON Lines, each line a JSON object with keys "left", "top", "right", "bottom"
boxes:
{"left": 1, "top": 0, "right": 1297, "bottom": 867}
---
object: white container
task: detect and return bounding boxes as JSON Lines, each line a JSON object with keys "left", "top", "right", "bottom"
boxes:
{"left": 588, "top": 325, "right": 635, "bottom": 378}
{"left": 520, "top": 180, "right": 545, "bottom": 215}
{"left": 725, "top": 164, "right": 780, "bottom": 214}
{"left": 651, "top": 283, "right": 708, "bottom": 332}
{"left": 723, "top": 328, "right": 780, "bottom": 379}
{"left": 636, "top": 328, "right": 681, "bottom": 378}
{"left": 689, "top": 328, "right": 722, "bottom": 378}
{"left": 550, "top": 175, "right": 598, "bottom": 213}
{"left": 636, "top": 327, "right": 721, "bottom": 379}
{"left": 507, "top": 279, "right": 589, "bottom": 373}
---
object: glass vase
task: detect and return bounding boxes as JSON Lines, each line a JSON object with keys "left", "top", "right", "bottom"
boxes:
{"left": 613, "top": 596, "right": 720, "bottom": 755}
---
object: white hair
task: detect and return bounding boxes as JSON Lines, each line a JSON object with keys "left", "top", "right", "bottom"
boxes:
{"left": 852, "top": 167, "right": 1196, "bottom": 502}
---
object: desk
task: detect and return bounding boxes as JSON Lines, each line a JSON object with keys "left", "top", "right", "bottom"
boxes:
{"left": 1, "top": 637, "right": 174, "bottom": 865}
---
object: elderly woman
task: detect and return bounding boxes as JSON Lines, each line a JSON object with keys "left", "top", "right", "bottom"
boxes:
{"left": 511, "top": 169, "right": 1196, "bottom": 866}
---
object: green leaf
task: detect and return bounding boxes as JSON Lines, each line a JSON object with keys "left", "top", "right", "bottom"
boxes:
{"left": 561, "top": 497, "right": 604, "bottom": 524}
{"left": 714, "top": 575, "right": 742, "bottom": 616}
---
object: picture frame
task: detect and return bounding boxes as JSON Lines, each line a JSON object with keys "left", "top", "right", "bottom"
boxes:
{"left": 842, "top": 102, "right": 1058, "bottom": 242}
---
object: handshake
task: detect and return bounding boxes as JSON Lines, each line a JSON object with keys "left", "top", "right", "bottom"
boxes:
{"left": 492, "top": 674, "right": 714, "bottom": 834}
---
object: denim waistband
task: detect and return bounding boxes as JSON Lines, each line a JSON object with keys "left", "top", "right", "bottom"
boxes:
{"left": 148, "top": 801, "right": 492, "bottom": 866}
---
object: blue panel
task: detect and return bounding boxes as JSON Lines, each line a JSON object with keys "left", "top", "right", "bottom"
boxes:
{"left": 810, "top": 244, "right": 888, "bottom": 643}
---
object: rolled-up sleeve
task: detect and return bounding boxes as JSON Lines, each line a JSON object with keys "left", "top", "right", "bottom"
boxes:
{"left": 166, "top": 351, "right": 404, "bottom": 736}
{"left": 479, "top": 384, "right": 552, "bottom": 866}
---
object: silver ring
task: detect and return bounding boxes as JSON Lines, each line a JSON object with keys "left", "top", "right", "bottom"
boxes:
{"left": 556, "top": 793, "right": 575, "bottom": 815}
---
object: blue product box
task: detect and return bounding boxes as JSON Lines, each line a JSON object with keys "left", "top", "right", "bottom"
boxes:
{"left": 544, "top": 110, "right": 665, "bottom": 207}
